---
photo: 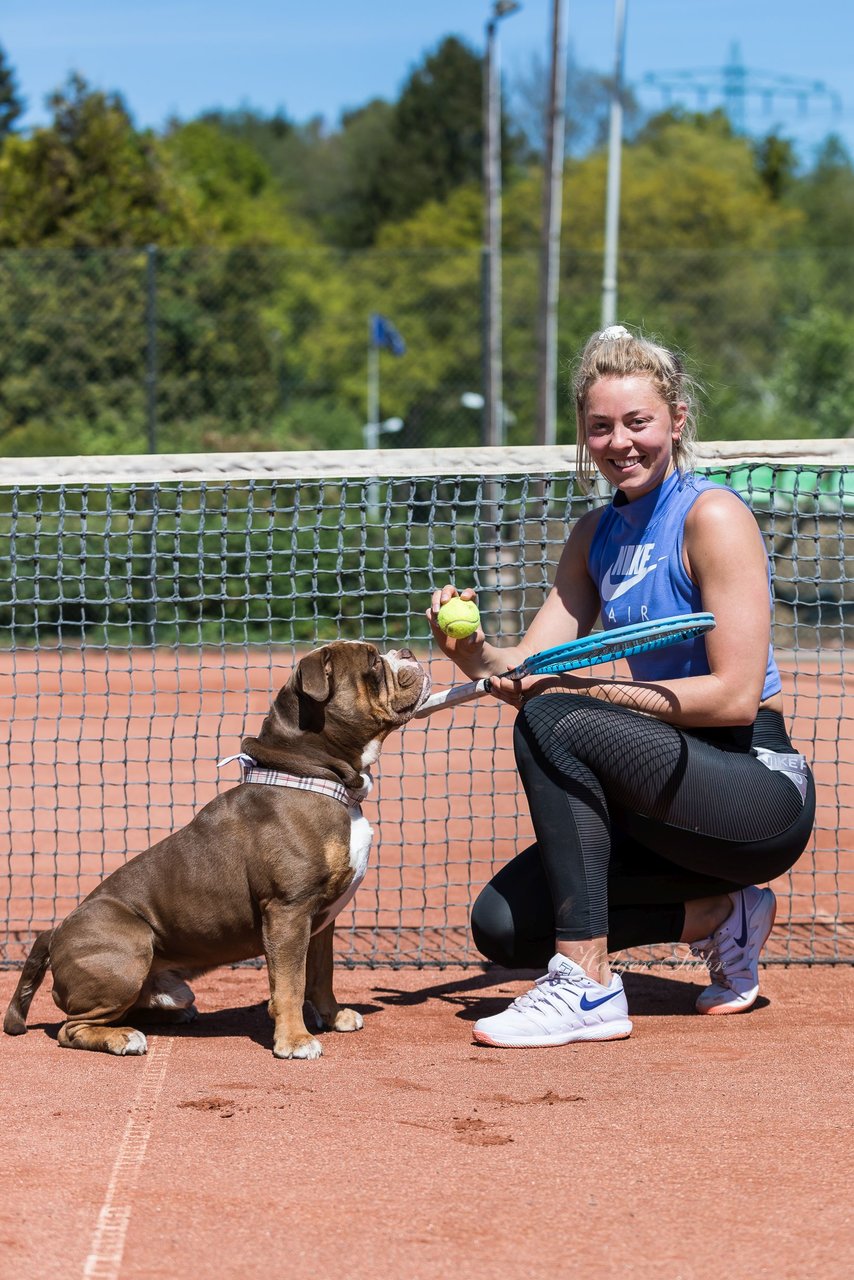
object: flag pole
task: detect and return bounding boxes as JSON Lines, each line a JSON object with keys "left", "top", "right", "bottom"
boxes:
{"left": 365, "top": 317, "right": 380, "bottom": 518}
{"left": 366, "top": 319, "right": 379, "bottom": 452}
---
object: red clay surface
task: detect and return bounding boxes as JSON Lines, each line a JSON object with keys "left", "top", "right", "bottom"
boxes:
{"left": 2, "top": 643, "right": 852, "bottom": 1277}
{"left": 2, "top": 963, "right": 852, "bottom": 1280}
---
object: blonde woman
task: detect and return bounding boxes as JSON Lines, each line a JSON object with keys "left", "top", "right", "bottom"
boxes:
{"left": 428, "top": 325, "right": 814, "bottom": 1048}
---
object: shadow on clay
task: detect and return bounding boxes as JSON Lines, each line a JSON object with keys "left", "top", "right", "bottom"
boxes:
{"left": 24, "top": 997, "right": 385, "bottom": 1051}
{"left": 372, "top": 967, "right": 770, "bottom": 1021}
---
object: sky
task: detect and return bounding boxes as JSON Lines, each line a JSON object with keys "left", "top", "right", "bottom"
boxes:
{"left": 3, "top": 0, "right": 852, "bottom": 161}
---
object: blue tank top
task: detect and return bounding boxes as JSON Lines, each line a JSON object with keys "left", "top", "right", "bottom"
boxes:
{"left": 587, "top": 470, "right": 781, "bottom": 698}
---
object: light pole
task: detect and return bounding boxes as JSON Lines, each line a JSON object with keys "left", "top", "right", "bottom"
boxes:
{"left": 535, "top": 0, "right": 568, "bottom": 447}
{"left": 363, "top": 416, "right": 404, "bottom": 519}
{"left": 601, "top": 0, "right": 628, "bottom": 329}
{"left": 483, "top": 0, "right": 521, "bottom": 450}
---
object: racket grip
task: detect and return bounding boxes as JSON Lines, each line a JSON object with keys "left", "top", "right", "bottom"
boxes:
{"left": 412, "top": 677, "right": 491, "bottom": 718}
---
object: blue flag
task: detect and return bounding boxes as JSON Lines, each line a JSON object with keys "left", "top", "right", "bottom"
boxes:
{"left": 370, "top": 313, "right": 406, "bottom": 356}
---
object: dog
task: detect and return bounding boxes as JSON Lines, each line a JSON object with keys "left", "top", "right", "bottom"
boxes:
{"left": 4, "top": 642, "right": 429, "bottom": 1060}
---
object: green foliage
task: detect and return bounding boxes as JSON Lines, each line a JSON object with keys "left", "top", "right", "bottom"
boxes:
{"left": 377, "top": 37, "right": 487, "bottom": 225}
{"left": 0, "top": 47, "right": 852, "bottom": 458}
{"left": 769, "top": 306, "right": 854, "bottom": 437}
{"left": 0, "top": 75, "right": 199, "bottom": 248}
{"left": 162, "top": 120, "right": 313, "bottom": 247}
{"left": 790, "top": 135, "right": 854, "bottom": 249}
{"left": 200, "top": 103, "right": 398, "bottom": 249}
{"left": 258, "top": 35, "right": 518, "bottom": 247}
{"left": 753, "top": 131, "right": 799, "bottom": 201}
{"left": 0, "top": 249, "right": 150, "bottom": 453}
{"left": 0, "top": 44, "right": 24, "bottom": 142}
{"left": 314, "top": 101, "right": 398, "bottom": 248}
{"left": 192, "top": 36, "right": 506, "bottom": 250}
{"left": 271, "top": 398, "right": 364, "bottom": 452}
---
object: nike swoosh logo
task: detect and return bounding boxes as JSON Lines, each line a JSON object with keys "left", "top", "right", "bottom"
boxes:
{"left": 600, "top": 559, "right": 663, "bottom": 603}
{"left": 735, "top": 895, "right": 749, "bottom": 947}
{"left": 579, "top": 989, "right": 622, "bottom": 1011}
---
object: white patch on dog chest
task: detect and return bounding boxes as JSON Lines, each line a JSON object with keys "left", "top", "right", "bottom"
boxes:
{"left": 311, "top": 806, "right": 373, "bottom": 935}
{"left": 348, "top": 807, "right": 373, "bottom": 877}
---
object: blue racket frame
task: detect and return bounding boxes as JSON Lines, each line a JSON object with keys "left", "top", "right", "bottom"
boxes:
{"left": 415, "top": 612, "right": 715, "bottom": 718}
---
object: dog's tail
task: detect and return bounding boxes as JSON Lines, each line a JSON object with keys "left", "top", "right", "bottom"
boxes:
{"left": 3, "top": 929, "right": 53, "bottom": 1035}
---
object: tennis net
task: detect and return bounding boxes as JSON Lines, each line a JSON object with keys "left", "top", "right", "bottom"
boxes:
{"left": 1, "top": 441, "right": 851, "bottom": 967}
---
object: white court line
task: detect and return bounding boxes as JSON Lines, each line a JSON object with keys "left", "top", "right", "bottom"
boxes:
{"left": 82, "top": 1038, "right": 174, "bottom": 1280}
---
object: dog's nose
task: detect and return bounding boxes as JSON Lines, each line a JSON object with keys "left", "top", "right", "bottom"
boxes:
{"left": 397, "top": 648, "right": 415, "bottom": 661}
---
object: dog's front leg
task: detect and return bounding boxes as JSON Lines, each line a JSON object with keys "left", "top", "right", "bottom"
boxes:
{"left": 262, "top": 902, "right": 321, "bottom": 1060}
{"left": 305, "top": 924, "right": 364, "bottom": 1034}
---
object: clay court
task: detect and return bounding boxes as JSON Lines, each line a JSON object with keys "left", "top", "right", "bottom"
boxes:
{"left": 2, "top": 964, "right": 852, "bottom": 1279}
{"left": 1, "top": 641, "right": 852, "bottom": 1279}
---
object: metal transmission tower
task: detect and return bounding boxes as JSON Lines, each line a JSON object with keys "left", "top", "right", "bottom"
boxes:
{"left": 642, "top": 41, "right": 842, "bottom": 135}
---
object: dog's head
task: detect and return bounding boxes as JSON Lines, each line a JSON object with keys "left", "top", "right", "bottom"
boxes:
{"left": 241, "top": 642, "right": 430, "bottom": 781}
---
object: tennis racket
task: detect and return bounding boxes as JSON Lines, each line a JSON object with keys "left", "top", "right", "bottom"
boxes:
{"left": 414, "top": 612, "right": 715, "bottom": 718}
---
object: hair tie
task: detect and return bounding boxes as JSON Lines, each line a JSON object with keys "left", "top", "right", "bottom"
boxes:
{"left": 596, "top": 324, "right": 631, "bottom": 343}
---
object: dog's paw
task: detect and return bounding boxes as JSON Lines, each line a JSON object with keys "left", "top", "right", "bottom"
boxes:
{"left": 331, "top": 1008, "right": 364, "bottom": 1033}
{"left": 114, "top": 1029, "right": 148, "bottom": 1056}
{"left": 273, "top": 1034, "right": 323, "bottom": 1061}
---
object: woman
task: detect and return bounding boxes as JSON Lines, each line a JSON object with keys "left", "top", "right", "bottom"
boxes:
{"left": 427, "top": 325, "right": 814, "bottom": 1048}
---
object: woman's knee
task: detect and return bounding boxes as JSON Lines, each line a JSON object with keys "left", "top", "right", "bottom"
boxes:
{"left": 514, "top": 693, "right": 597, "bottom": 762}
{"left": 471, "top": 880, "right": 555, "bottom": 969}
{"left": 470, "top": 883, "right": 518, "bottom": 967}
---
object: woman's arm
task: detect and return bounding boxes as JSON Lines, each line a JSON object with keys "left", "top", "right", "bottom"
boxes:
{"left": 493, "top": 489, "right": 774, "bottom": 727}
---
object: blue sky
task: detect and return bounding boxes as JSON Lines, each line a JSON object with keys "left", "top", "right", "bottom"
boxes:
{"left": 3, "top": 0, "right": 852, "bottom": 160}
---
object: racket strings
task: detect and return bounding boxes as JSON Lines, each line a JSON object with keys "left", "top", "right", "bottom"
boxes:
{"left": 515, "top": 614, "right": 715, "bottom": 678}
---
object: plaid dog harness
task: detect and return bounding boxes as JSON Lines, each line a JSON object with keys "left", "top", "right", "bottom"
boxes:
{"left": 218, "top": 753, "right": 371, "bottom": 808}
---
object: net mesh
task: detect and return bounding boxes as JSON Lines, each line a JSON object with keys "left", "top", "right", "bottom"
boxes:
{"left": 1, "top": 443, "right": 851, "bottom": 968}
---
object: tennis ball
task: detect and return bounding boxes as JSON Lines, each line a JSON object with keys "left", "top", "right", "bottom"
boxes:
{"left": 437, "top": 598, "right": 481, "bottom": 640}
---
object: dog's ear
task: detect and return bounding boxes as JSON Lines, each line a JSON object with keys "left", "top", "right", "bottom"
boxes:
{"left": 294, "top": 647, "right": 333, "bottom": 703}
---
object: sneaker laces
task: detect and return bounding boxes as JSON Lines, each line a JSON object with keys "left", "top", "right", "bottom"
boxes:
{"left": 511, "top": 966, "right": 579, "bottom": 1017}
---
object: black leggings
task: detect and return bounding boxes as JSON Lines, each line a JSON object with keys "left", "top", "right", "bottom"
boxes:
{"left": 471, "top": 696, "right": 815, "bottom": 966}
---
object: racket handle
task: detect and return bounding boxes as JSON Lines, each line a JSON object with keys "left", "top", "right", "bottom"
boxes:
{"left": 412, "top": 676, "right": 492, "bottom": 718}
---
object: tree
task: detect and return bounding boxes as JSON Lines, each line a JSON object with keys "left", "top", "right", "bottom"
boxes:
{"left": 162, "top": 119, "right": 312, "bottom": 246}
{"left": 753, "top": 131, "right": 798, "bottom": 201}
{"left": 510, "top": 50, "right": 641, "bottom": 160}
{"left": 790, "top": 135, "right": 854, "bottom": 248}
{"left": 0, "top": 44, "right": 24, "bottom": 142}
{"left": 0, "top": 90, "right": 327, "bottom": 455}
{"left": 0, "top": 75, "right": 198, "bottom": 247}
{"left": 769, "top": 306, "right": 854, "bottom": 437}
{"left": 346, "top": 36, "right": 522, "bottom": 239}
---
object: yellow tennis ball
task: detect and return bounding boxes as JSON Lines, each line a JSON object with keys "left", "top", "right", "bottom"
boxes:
{"left": 437, "top": 598, "right": 480, "bottom": 640}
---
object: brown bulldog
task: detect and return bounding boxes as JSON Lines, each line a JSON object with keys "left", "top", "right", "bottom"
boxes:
{"left": 4, "top": 642, "right": 429, "bottom": 1060}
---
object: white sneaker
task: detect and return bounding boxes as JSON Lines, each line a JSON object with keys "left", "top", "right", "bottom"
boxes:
{"left": 691, "top": 886, "right": 777, "bottom": 1015}
{"left": 472, "top": 955, "right": 633, "bottom": 1048}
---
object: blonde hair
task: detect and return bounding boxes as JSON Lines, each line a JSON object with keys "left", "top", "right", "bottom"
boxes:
{"left": 572, "top": 324, "right": 699, "bottom": 486}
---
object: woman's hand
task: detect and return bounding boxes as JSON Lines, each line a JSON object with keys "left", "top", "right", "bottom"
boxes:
{"left": 426, "top": 584, "right": 485, "bottom": 671}
{"left": 489, "top": 672, "right": 569, "bottom": 709}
